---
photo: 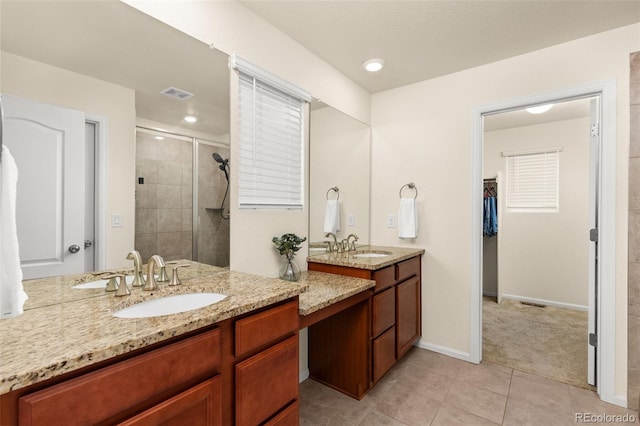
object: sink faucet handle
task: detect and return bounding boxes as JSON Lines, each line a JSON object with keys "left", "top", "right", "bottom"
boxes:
{"left": 102, "top": 274, "right": 119, "bottom": 292}
{"left": 169, "top": 264, "right": 190, "bottom": 286}
{"left": 102, "top": 274, "right": 130, "bottom": 297}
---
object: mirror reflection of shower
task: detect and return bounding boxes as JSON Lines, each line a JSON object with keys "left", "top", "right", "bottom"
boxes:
{"left": 213, "top": 153, "right": 230, "bottom": 220}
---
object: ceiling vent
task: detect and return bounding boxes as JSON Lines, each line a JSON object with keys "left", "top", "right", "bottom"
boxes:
{"left": 160, "top": 87, "right": 194, "bottom": 100}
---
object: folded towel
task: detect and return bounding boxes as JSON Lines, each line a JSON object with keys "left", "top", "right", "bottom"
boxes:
{"left": 323, "top": 199, "right": 341, "bottom": 234}
{"left": 398, "top": 197, "right": 418, "bottom": 239}
{"left": 0, "top": 145, "right": 27, "bottom": 319}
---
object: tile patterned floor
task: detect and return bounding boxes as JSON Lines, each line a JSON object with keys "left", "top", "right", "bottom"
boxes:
{"left": 299, "top": 347, "right": 638, "bottom": 425}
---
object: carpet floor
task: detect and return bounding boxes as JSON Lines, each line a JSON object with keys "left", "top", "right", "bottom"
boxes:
{"left": 482, "top": 296, "right": 593, "bottom": 390}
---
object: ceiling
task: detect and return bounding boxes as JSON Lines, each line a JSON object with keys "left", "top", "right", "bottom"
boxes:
{"left": 241, "top": 0, "right": 640, "bottom": 94}
{"left": 0, "top": 1, "right": 230, "bottom": 136}
{"left": 1, "top": 1, "right": 638, "bottom": 133}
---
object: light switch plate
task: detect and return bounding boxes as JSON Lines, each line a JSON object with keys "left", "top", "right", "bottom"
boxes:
{"left": 347, "top": 213, "right": 355, "bottom": 227}
{"left": 112, "top": 213, "right": 123, "bottom": 228}
{"left": 387, "top": 214, "right": 395, "bottom": 228}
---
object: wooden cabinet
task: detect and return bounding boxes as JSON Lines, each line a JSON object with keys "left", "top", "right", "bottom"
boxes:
{"left": 118, "top": 377, "right": 222, "bottom": 426}
{"left": 19, "top": 328, "right": 222, "bottom": 426}
{"left": 230, "top": 299, "right": 299, "bottom": 426}
{"left": 3, "top": 298, "right": 300, "bottom": 426}
{"left": 308, "top": 253, "right": 422, "bottom": 394}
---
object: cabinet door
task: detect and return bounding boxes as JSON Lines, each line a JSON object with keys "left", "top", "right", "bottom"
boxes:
{"left": 236, "top": 336, "right": 298, "bottom": 426}
{"left": 263, "top": 401, "right": 299, "bottom": 426}
{"left": 396, "top": 276, "right": 420, "bottom": 358}
{"left": 372, "top": 287, "right": 395, "bottom": 337}
{"left": 118, "top": 376, "right": 222, "bottom": 426}
{"left": 373, "top": 326, "right": 396, "bottom": 383}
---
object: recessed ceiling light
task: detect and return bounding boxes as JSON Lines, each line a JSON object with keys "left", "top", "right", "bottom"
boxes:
{"left": 526, "top": 104, "right": 554, "bottom": 114}
{"left": 362, "top": 58, "right": 386, "bottom": 73}
{"left": 154, "top": 136, "right": 165, "bottom": 141}
{"left": 184, "top": 115, "right": 197, "bottom": 123}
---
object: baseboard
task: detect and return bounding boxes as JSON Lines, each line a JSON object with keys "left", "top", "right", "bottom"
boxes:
{"left": 501, "top": 293, "right": 588, "bottom": 311}
{"left": 299, "top": 369, "right": 309, "bottom": 383}
{"left": 415, "top": 339, "right": 473, "bottom": 363}
{"left": 483, "top": 291, "right": 497, "bottom": 297}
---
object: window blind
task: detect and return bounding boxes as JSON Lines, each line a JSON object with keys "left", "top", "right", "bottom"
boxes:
{"left": 505, "top": 149, "right": 560, "bottom": 211}
{"left": 236, "top": 69, "right": 307, "bottom": 209}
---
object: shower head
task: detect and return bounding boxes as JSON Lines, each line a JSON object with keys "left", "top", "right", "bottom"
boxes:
{"left": 212, "top": 152, "right": 229, "bottom": 181}
{"left": 212, "top": 152, "right": 226, "bottom": 164}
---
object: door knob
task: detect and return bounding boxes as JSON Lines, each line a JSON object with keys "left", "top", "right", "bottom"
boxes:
{"left": 84, "top": 240, "right": 93, "bottom": 249}
{"left": 68, "top": 244, "right": 80, "bottom": 254}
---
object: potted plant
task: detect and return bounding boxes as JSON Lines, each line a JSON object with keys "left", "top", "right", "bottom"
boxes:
{"left": 272, "top": 233, "right": 307, "bottom": 282}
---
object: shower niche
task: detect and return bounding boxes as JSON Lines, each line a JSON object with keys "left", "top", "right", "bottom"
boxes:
{"left": 135, "top": 128, "right": 230, "bottom": 267}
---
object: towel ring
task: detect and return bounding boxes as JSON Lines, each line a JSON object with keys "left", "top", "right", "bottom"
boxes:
{"left": 326, "top": 186, "right": 339, "bottom": 200}
{"left": 399, "top": 182, "right": 418, "bottom": 199}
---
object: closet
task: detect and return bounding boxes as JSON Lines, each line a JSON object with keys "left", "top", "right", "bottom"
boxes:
{"left": 483, "top": 178, "right": 498, "bottom": 298}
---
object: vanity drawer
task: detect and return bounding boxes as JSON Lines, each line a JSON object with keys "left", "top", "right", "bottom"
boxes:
{"left": 235, "top": 335, "right": 298, "bottom": 426}
{"left": 373, "top": 326, "right": 396, "bottom": 383}
{"left": 396, "top": 256, "right": 420, "bottom": 282}
{"left": 263, "top": 400, "right": 299, "bottom": 426}
{"left": 235, "top": 299, "right": 298, "bottom": 357}
{"left": 19, "top": 328, "right": 221, "bottom": 426}
{"left": 373, "top": 265, "right": 395, "bottom": 292}
{"left": 372, "top": 287, "right": 395, "bottom": 337}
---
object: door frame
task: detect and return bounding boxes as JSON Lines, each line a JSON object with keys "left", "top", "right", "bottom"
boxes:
{"left": 470, "top": 80, "right": 617, "bottom": 404}
{"left": 85, "top": 113, "right": 108, "bottom": 271}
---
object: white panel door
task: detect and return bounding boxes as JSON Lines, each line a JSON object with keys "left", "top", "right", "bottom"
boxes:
{"left": 2, "top": 95, "right": 85, "bottom": 279}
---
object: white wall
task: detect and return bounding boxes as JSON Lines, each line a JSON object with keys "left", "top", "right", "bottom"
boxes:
{"left": 370, "top": 24, "right": 640, "bottom": 397}
{"left": 484, "top": 118, "right": 590, "bottom": 308}
{"left": 309, "top": 106, "right": 371, "bottom": 244}
{"left": 1, "top": 52, "right": 136, "bottom": 270}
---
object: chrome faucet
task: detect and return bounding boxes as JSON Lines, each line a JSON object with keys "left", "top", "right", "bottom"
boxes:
{"left": 126, "top": 250, "right": 145, "bottom": 287}
{"left": 346, "top": 234, "right": 359, "bottom": 251}
{"left": 143, "top": 255, "right": 165, "bottom": 291}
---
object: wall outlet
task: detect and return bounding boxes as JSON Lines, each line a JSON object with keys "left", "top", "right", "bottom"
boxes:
{"left": 112, "top": 213, "right": 123, "bottom": 228}
{"left": 387, "top": 214, "right": 396, "bottom": 228}
{"left": 347, "top": 213, "right": 355, "bottom": 227}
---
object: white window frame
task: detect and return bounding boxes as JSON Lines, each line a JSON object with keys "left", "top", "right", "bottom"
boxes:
{"left": 231, "top": 56, "right": 310, "bottom": 210}
{"left": 503, "top": 147, "right": 562, "bottom": 213}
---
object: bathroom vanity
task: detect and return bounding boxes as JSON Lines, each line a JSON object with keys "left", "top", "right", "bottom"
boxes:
{"left": 0, "top": 263, "right": 304, "bottom": 426}
{"left": 0, "top": 260, "right": 381, "bottom": 425}
{"left": 306, "top": 246, "right": 424, "bottom": 399}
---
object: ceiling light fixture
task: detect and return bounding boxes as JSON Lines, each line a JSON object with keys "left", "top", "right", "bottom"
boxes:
{"left": 154, "top": 136, "right": 165, "bottom": 141}
{"left": 184, "top": 115, "right": 197, "bottom": 123}
{"left": 526, "top": 104, "right": 554, "bottom": 114}
{"left": 362, "top": 58, "right": 386, "bottom": 73}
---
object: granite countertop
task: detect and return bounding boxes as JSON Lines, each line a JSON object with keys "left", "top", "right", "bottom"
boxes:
{"left": 297, "top": 271, "right": 375, "bottom": 316}
{"left": 0, "top": 261, "right": 307, "bottom": 395}
{"left": 306, "top": 245, "right": 425, "bottom": 270}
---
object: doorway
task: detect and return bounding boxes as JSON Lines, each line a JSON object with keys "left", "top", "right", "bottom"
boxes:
{"left": 470, "top": 80, "right": 618, "bottom": 404}
{"left": 481, "top": 96, "right": 595, "bottom": 389}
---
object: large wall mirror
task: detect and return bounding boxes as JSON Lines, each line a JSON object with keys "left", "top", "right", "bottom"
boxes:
{"left": 309, "top": 102, "right": 371, "bottom": 254}
{"left": 1, "top": 1, "right": 230, "bottom": 279}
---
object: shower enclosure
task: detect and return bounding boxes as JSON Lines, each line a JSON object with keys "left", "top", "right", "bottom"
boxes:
{"left": 134, "top": 128, "right": 230, "bottom": 267}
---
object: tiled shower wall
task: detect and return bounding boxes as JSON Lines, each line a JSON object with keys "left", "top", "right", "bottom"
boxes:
{"left": 629, "top": 51, "right": 640, "bottom": 411}
{"left": 135, "top": 133, "right": 193, "bottom": 262}
{"left": 134, "top": 132, "right": 230, "bottom": 267}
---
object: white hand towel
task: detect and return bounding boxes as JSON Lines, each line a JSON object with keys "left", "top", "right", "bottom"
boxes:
{"left": 0, "top": 145, "right": 27, "bottom": 319}
{"left": 398, "top": 197, "right": 418, "bottom": 239}
{"left": 323, "top": 199, "right": 341, "bottom": 234}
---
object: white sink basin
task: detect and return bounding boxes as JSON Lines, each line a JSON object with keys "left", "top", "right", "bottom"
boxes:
{"left": 113, "top": 293, "right": 227, "bottom": 318}
{"left": 352, "top": 252, "right": 390, "bottom": 258}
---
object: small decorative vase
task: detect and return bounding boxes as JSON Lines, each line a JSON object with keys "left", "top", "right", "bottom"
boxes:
{"left": 279, "top": 253, "right": 300, "bottom": 282}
